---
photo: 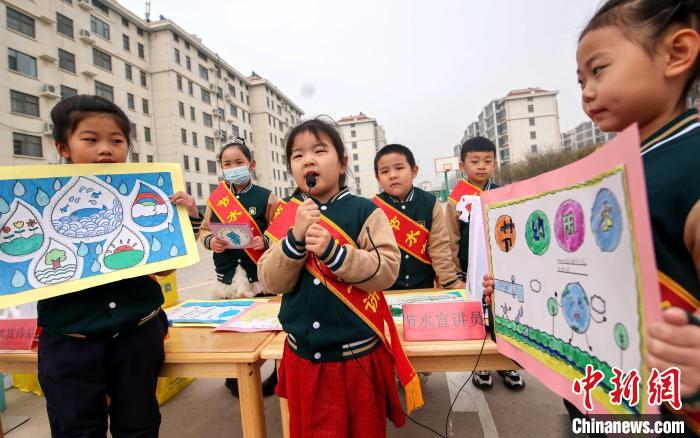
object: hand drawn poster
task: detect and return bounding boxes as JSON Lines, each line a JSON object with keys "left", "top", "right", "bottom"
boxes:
{"left": 481, "top": 126, "right": 661, "bottom": 416}
{"left": 215, "top": 301, "right": 282, "bottom": 332}
{"left": 0, "top": 163, "right": 199, "bottom": 308}
{"left": 166, "top": 298, "right": 264, "bottom": 326}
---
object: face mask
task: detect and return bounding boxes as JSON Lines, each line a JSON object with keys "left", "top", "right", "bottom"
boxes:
{"left": 224, "top": 165, "right": 250, "bottom": 185}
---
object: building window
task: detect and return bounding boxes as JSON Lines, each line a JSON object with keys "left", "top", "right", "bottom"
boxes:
{"left": 531, "top": 144, "right": 538, "bottom": 153}
{"left": 137, "top": 43, "right": 145, "bottom": 59}
{"left": 122, "top": 16, "right": 129, "bottom": 27}
{"left": 174, "top": 48, "right": 180, "bottom": 64}
{"left": 194, "top": 157, "right": 200, "bottom": 172}
{"left": 527, "top": 97, "right": 534, "bottom": 102}
{"left": 127, "top": 93, "right": 135, "bottom": 110}
{"left": 351, "top": 130, "right": 356, "bottom": 138}
{"left": 197, "top": 183, "right": 202, "bottom": 197}
{"left": 185, "top": 56, "right": 191, "bottom": 70}
{"left": 527, "top": 104, "right": 534, "bottom": 113}
{"left": 192, "top": 132, "right": 198, "bottom": 146}
{"left": 129, "top": 122, "right": 136, "bottom": 140}
{"left": 530, "top": 131, "right": 537, "bottom": 139}
{"left": 8, "top": 48, "right": 37, "bottom": 78}
{"left": 209, "top": 184, "right": 217, "bottom": 194}
{"left": 144, "top": 127, "right": 151, "bottom": 142}
{"left": 353, "top": 153, "right": 359, "bottom": 160}
{"left": 207, "top": 160, "right": 217, "bottom": 174}
{"left": 142, "top": 99, "right": 149, "bottom": 115}
{"left": 123, "top": 34, "right": 130, "bottom": 51}
{"left": 11, "top": 90, "right": 39, "bottom": 117}
{"left": 176, "top": 74, "right": 183, "bottom": 90}
{"left": 181, "top": 128, "right": 187, "bottom": 144}
{"left": 13, "top": 133, "right": 42, "bottom": 157}
{"left": 202, "top": 112, "right": 214, "bottom": 128}
{"left": 352, "top": 142, "right": 357, "bottom": 149}
{"left": 231, "top": 125, "right": 239, "bottom": 137}
{"left": 185, "top": 182, "right": 191, "bottom": 195}
{"left": 529, "top": 117, "right": 535, "bottom": 126}
{"left": 140, "top": 70, "right": 147, "bottom": 87}
{"left": 205, "top": 136, "right": 214, "bottom": 150}
{"left": 199, "top": 64, "right": 209, "bottom": 81}
{"left": 56, "top": 13, "right": 73, "bottom": 38}
{"left": 173, "top": 32, "right": 179, "bottom": 43}
{"left": 93, "top": 0, "right": 109, "bottom": 15}
{"left": 58, "top": 49, "right": 76, "bottom": 73}
{"left": 201, "top": 89, "right": 211, "bottom": 105}
{"left": 60, "top": 85, "right": 77, "bottom": 99}
{"left": 183, "top": 155, "right": 190, "bottom": 171}
{"left": 137, "top": 27, "right": 144, "bottom": 37}
{"left": 190, "top": 106, "right": 195, "bottom": 121}
{"left": 90, "top": 15, "right": 110, "bottom": 40}
{"left": 124, "top": 63, "right": 133, "bottom": 80}
{"left": 130, "top": 152, "right": 139, "bottom": 162}
{"left": 92, "top": 47, "right": 112, "bottom": 71}
{"left": 178, "top": 102, "right": 185, "bottom": 117}
{"left": 147, "top": 155, "right": 154, "bottom": 162}
{"left": 198, "top": 50, "right": 207, "bottom": 61}
{"left": 230, "top": 104, "right": 238, "bottom": 118}
{"left": 188, "top": 80, "right": 193, "bottom": 96}
{"left": 7, "top": 7, "right": 35, "bottom": 38}
{"left": 354, "top": 165, "right": 360, "bottom": 172}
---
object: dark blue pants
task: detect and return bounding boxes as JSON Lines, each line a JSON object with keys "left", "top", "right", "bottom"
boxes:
{"left": 38, "top": 312, "right": 168, "bottom": 438}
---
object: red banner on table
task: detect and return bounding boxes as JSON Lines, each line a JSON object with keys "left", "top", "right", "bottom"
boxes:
{"left": 0, "top": 318, "right": 38, "bottom": 350}
{"left": 403, "top": 301, "right": 485, "bottom": 341}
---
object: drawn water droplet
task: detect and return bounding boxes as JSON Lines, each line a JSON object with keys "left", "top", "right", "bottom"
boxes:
{"left": 77, "top": 242, "right": 88, "bottom": 257}
{"left": 1, "top": 201, "right": 45, "bottom": 256}
{"left": 51, "top": 177, "right": 123, "bottom": 239}
{"left": 36, "top": 188, "right": 50, "bottom": 207}
{"left": 102, "top": 226, "right": 146, "bottom": 270}
{"left": 169, "top": 245, "right": 179, "bottom": 257}
{"left": 118, "top": 182, "right": 128, "bottom": 195}
{"left": 34, "top": 239, "right": 79, "bottom": 285}
{"left": 152, "top": 236, "right": 161, "bottom": 252}
{"left": 90, "top": 259, "right": 101, "bottom": 273}
{"left": 11, "top": 270, "right": 26, "bottom": 288}
{"left": 105, "top": 176, "right": 112, "bottom": 184}
{"left": 157, "top": 174, "right": 164, "bottom": 187}
{"left": 95, "top": 243, "right": 103, "bottom": 255}
{"left": 13, "top": 181, "right": 25, "bottom": 196}
{"left": 53, "top": 179, "right": 61, "bottom": 191}
{"left": 0, "top": 197, "right": 9, "bottom": 214}
{"left": 168, "top": 223, "right": 174, "bottom": 232}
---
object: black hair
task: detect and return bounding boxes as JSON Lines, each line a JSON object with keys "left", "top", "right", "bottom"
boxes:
{"left": 580, "top": 0, "right": 700, "bottom": 98}
{"left": 218, "top": 136, "right": 252, "bottom": 163}
{"left": 459, "top": 136, "right": 496, "bottom": 162}
{"left": 284, "top": 117, "right": 348, "bottom": 189}
{"left": 50, "top": 95, "right": 134, "bottom": 161}
{"left": 373, "top": 144, "right": 416, "bottom": 176}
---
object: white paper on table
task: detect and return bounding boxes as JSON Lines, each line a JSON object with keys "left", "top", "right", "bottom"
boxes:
{"left": 466, "top": 195, "right": 488, "bottom": 303}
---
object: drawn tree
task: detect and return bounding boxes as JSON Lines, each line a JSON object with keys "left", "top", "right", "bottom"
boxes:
{"left": 45, "top": 249, "right": 67, "bottom": 269}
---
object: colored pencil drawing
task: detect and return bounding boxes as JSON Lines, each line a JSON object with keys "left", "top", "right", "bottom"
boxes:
{"left": 0, "top": 164, "right": 198, "bottom": 308}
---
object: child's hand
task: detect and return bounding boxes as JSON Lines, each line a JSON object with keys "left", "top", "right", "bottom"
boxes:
{"left": 171, "top": 191, "right": 199, "bottom": 218}
{"left": 210, "top": 237, "right": 228, "bottom": 253}
{"left": 482, "top": 274, "right": 494, "bottom": 305}
{"left": 305, "top": 223, "right": 332, "bottom": 257}
{"left": 647, "top": 307, "right": 700, "bottom": 397}
{"left": 250, "top": 236, "right": 265, "bottom": 251}
{"left": 292, "top": 199, "right": 320, "bottom": 242}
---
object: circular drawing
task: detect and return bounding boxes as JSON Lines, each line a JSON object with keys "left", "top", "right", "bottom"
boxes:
{"left": 554, "top": 199, "right": 585, "bottom": 252}
{"left": 591, "top": 188, "right": 622, "bottom": 252}
{"left": 495, "top": 215, "right": 516, "bottom": 253}
{"left": 561, "top": 282, "right": 590, "bottom": 334}
{"left": 525, "top": 210, "right": 551, "bottom": 255}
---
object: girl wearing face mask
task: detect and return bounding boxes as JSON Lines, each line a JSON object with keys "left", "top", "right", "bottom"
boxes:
{"left": 199, "top": 137, "right": 278, "bottom": 300}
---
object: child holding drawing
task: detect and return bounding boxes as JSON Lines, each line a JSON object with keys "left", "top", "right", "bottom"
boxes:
{"left": 198, "top": 136, "right": 279, "bottom": 396}
{"left": 483, "top": 0, "right": 700, "bottom": 432}
{"left": 38, "top": 95, "right": 171, "bottom": 437}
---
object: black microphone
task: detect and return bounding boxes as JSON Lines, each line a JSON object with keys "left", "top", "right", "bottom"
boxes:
{"left": 305, "top": 174, "right": 317, "bottom": 193}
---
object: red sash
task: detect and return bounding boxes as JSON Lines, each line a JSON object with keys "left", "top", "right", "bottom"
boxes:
{"left": 448, "top": 179, "right": 482, "bottom": 205}
{"left": 265, "top": 198, "right": 424, "bottom": 413}
{"left": 208, "top": 183, "right": 264, "bottom": 263}
{"left": 372, "top": 196, "right": 431, "bottom": 264}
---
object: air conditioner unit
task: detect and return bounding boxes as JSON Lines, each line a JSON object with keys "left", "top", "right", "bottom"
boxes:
{"left": 225, "top": 93, "right": 234, "bottom": 102}
{"left": 212, "top": 109, "right": 222, "bottom": 118}
{"left": 41, "top": 84, "right": 60, "bottom": 99}
{"left": 44, "top": 123, "right": 54, "bottom": 135}
{"left": 39, "top": 53, "right": 58, "bottom": 63}
{"left": 214, "top": 129, "right": 226, "bottom": 139}
{"left": 209, "top": 83, "right": 216, "bottom": 91}
{"left": 77, "top": 0, "right": 93, "bottom": 10}
{"left": 80, "top": 29, "right": 94, "bottom": 44}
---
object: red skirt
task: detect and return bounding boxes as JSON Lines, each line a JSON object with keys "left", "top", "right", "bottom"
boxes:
{"left": 276, "top": 341, "right": 406, "bottom": 438}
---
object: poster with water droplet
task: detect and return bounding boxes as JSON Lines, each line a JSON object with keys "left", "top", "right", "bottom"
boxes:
{"left": 480, "top": 126, "right": 661, "bottom": 416}
{"left": 0, "top": 163, "right": 199, "bottom": 308}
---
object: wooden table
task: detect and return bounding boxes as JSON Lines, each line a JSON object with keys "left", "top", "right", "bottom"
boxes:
{"left": 0, "top": 327, "right": 274, "bottom": 438}
{"left": 260, "top": 326, "right": 517, "bottom": 438}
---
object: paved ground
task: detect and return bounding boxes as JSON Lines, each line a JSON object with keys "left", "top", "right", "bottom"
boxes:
{"left": 1, "top": 243, "right": 574, "bottom": 437}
